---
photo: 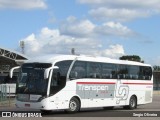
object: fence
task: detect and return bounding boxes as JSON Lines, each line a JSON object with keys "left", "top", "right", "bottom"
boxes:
{"left": 0, "top": 84, "right": 15, "bottom": 107}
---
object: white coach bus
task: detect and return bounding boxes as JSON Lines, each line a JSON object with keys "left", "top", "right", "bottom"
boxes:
{"left": 10, "top": 54, "right": 153, "bottom": 113}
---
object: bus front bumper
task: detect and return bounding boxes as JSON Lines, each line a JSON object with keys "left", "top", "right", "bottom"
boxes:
{"left": 15, "top": 99, "right": 69, "bottom": 110}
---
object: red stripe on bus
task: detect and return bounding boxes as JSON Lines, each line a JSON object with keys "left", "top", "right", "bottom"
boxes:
{"left": 123, "top": 82, "right": 153, "bottom": 85}
{"left": 76, "top": 82, "right": 116, "bottom": 84}
{"left": 76, "top": 82, "right": 153, "bottom": 85}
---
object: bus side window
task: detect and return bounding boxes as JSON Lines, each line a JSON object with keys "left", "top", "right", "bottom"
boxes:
{"left": 139, "top": 66, "right": 146, "bottom": 80}
{"left": 110, "top": 64, "right": 118, "bottom": 79}
{"left": 127, "top": 65, "right": 139, "bottom": 80}
{"left": 143, "top": 67, "right": 152, "bottom": 80}
{"left": 102, "top": 63, "right": 114, "bottom": 79}
{"left": 87, "top": 62, "right": 101, "bottom": 79}
{"left": 117, "top": 65, "right": 128, "bottom": 79}
{"left": 69, "top": 61, "right": 86, "bottom": 80}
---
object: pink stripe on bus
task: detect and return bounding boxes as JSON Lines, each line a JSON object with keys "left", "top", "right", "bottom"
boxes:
{"left": 122, "top": 82, "right": 153, "bottom": 85}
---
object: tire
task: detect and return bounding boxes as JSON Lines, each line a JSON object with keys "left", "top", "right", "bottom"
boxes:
{"left": 124, "top": 96, "right": 137, "bottom": 110}
{"left": 66, "top": 97, "right": 80, "bottom": 113}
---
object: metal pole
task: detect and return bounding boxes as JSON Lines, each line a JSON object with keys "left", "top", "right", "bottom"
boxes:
{"left": 0, "top": 85, "right": 2, "bottom": 103}
{"left": 1, "top": 85, "right": 4, "bottom": 102}
{"left": 4, "top": 85, "right": 7, "bottom": 100}
{"left": 9, "top": 86, "right": 10, "bottom": 107}
{"left": 71, "top": 48, "right": 75, "bottom": 55}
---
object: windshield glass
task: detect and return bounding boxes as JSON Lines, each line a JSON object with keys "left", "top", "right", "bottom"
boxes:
{"left": 17, "top": 63, "right": 52, "bottom": 95}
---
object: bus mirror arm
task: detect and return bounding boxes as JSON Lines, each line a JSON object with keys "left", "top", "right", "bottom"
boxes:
{"left": 9, "top": 66, "right": 20, "bottom": 78}
{"left": 44, "top": 66, "right": 59, "bottom": 79}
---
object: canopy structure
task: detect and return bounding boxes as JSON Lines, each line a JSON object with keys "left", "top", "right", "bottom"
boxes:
{"left": 0, "top": 47, "right": 28, "bottom": 61}
{"left": 0, "top": 47, "right": 28, "bottom": 74}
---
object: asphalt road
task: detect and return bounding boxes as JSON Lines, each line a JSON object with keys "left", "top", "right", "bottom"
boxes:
{"left": 0, "top": 95, "right": 160, "bottom": 119}
{"left": 42, "top": 94, "right": 160, "bottom": 117}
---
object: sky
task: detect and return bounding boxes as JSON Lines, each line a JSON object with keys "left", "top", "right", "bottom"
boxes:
{"left": 0, "top": 0, "right": 160, "bottom": 65}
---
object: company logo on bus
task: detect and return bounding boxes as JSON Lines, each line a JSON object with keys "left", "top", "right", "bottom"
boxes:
{"left": 77, "top": 84, "right": 108, "bottom": 93}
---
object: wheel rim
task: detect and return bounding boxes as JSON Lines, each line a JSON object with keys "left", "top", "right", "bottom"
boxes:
{"left": 70, "top": 100, "right": 77, "bottom": 111}
{"left": 130, "top": 98, "right": 136, "bottom": 108}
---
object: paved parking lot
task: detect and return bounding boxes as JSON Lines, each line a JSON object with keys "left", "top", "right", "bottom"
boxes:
{"left": 0, "top": 95, "right": 160, "bottom": 119}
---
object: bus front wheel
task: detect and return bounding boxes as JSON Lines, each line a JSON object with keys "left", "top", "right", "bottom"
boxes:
{"left": 66, "top": 97, "right": 80, "bottom": 113}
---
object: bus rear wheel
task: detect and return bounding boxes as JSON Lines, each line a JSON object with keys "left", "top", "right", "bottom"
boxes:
{"left": 124, "top": 96, "right": 137, "bottom": 110}
{"left": 66, "top": 97, "right": 80, "bottom": 113}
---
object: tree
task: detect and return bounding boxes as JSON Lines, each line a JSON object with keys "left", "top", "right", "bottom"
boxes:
{"left": 119, "top": 55, "right": 144, "bottom": 63}
{"left": 153, "top": 66, "right": 160, "bottom": 71}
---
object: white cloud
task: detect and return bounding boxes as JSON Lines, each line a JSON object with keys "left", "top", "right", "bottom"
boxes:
{"left": 22, "top": 33, "right": 41, "bottom": 54}
{"left": 78, "top": 0, "right": 160, "bottom": 9}
{"left": 0, "top": 0, "right": 47, "bottom": 10}
{"left": 100, "top": 44, "right": 125, "bottom": 58}
{"left": 95, "top": 22, "right": 134, "bottom": 37}
{"left": 89, "top": 8, "right": 149, "bottom": 22}
{"left": 78, "top": 0, "right": 160, "bottom": 21}
{"left": 22, "top": 27, "right": 99, "bottom": 56}
{"left": 21, "top": 27, "right": 125, "bottom": 59}
{"left": 60, "top": 17, "right": 135, "bottom": 38}
{"left": 60, "top": 16, "right": 95, "bottom": 37}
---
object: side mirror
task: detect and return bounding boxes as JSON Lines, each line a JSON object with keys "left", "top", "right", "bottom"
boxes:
{"left": 44, "top": 66, "right": 59, "bottom": 79}
{"left": 9, "top": 66, "right": 20, "bottom": 78}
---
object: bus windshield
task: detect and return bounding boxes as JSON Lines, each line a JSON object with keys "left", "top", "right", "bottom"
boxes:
{"left": 17, "top": 63, "right": 52, "bottom": 95}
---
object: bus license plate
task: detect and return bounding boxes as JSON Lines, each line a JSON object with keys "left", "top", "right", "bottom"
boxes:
{"left": 25, "top": 104, "right": 30, "bottom": 107}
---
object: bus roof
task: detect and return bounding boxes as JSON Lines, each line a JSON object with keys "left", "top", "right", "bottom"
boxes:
{"left": 26, "top": 54, "right": 151, "bottom": 67}
{"left": 26, "top": 54, "right": 76, "bottom": 63}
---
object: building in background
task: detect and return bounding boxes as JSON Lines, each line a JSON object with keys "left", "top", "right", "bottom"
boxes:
{"left": 153, "top": 71, "right": 160, "bottom": 90}
{"left": 0, "top": 47, "right": 28, "bottom": 84}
